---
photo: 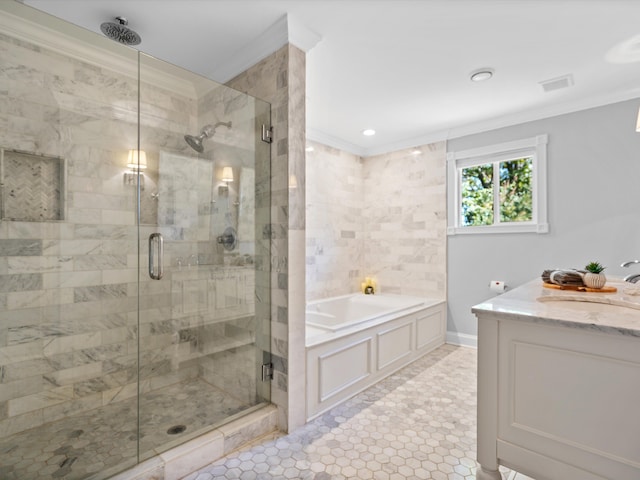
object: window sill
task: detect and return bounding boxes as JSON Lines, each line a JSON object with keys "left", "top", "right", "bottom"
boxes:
{"left": 447, "top": 223, "right": 549, "bottom": 235}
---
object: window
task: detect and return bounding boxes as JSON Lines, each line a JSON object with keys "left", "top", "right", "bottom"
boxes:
{"left": 447, "top": 135, "right": 548, "bottom": 235}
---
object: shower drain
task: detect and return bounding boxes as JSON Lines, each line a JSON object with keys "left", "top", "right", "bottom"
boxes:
{"left": 166, "top": 425, "right": 187, "bottom": 435}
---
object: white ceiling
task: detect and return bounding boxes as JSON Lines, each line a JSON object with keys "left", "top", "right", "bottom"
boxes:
{"left": 22, "top": 0, "right": 640, "bottom": 156}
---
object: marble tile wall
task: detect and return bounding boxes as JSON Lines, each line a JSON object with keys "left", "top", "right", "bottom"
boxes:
{"left": 363, "top": 142, "right": 447, "bottom": 299}
{"left": 0, "top": 32, "right": 142, "bottom": 439}
{"left": 306, "top": 141, "right": 447, "bottom": 301}
{"left": 198, "top": 80, "right": 273, "bottom": 412}
{"left": 1, "top": 150, "right": 65, "bottom": 222}
{"left": 305, "top": 142, "right": 364, "bottom": 301}
{"left": 227, "top": 44, "right": 307, "bottom": 431}
{"left": 0, "top": 30, "right": 267, "bottom": 441}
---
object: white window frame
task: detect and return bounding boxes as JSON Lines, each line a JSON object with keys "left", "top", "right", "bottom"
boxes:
{"left": 447, "top": 134, "right": 548, "bottom": 235}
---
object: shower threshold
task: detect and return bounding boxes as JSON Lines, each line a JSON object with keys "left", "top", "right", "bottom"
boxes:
{"left": 0, "top": 379, "right": 266, "bottom": 480}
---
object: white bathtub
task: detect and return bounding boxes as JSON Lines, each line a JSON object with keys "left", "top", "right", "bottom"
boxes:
{"left": 305, "top": 293, "right": 446, "bottom": 420}
{"left": 306, "top": 293, "right": 427, "bottom": 332}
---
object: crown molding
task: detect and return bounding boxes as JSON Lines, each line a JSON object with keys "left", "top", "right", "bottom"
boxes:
{"left": 306, "top": 127, "right": 366, "bottom": 157}
{"left": 287, "top": 14, "right": 323, "bottom": 53}
{"left": 441, "top": 88, "right": 640, "bottom": 144}
{"left": 0, "top": 1, "right": 197, "bottom": 99}
{"left": 319, "top": 88, "right": 640, "bottom": 158}
{"left": 208, "top": 14, "right": 321, "bottom": 84}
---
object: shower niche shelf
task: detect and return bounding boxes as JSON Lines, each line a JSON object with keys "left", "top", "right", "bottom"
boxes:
{"left": 0, "top": 148, "right": 66, "bottom": 222}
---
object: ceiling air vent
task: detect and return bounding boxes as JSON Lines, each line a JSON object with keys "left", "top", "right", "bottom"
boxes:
{"left": 539, "top": 74, "right": 574, "bottom": 92}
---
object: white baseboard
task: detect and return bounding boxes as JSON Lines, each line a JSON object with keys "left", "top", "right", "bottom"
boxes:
{"left": 446, "top": 331, "right": 477, "bottom": 348}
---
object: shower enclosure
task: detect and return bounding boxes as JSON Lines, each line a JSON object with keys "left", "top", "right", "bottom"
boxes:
{"left": 0, "top": 3, "right": 271, "bottom": 479}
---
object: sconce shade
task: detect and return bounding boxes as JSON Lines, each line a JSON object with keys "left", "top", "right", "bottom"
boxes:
{"left": 127, "top": 149, "right": 147, "bottom": 170}
{"left": 636, "top": 106, "right": 640, "bottom": 132}
{"left": 289, "top": 174, "right": 298, "bottom": 189}
{"left": 222, "top": 166, "right": 234, "bottom": 183}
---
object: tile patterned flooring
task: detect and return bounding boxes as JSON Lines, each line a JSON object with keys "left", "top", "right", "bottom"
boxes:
{"left": 1, "top": 344, "right": 536, "bottom": 479}
{"left": 0, "top": 379, "right": 250, "bottom": 480}
{"left": 185, "top": 344, "right": 533, "bottom": 480}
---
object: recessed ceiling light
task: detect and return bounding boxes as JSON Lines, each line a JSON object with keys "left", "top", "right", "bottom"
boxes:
{"left": 362, "top": 129, "right": 376, "bottom": 136}
{"left": 470, "top": 68, "right": 494, "bottom": 82}
{"left": 411, "top": 148, "right": 422, "bottom": 155}
{"left": 305, "top": 145, "right": 314, "bottom": 152}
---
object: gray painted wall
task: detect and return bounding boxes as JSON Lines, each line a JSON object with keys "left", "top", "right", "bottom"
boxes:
{"left": 447, "top": 99, "right": 640, "bottom": 340}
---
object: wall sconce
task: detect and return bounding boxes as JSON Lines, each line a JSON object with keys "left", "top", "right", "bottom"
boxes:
{"left": 127, "top": 149, "right": 147, "bottom": 171}
{"left": 219, "top": 166, "right": 234, "bottom": 195}
{"left": 221, "top": 166, "right": 234, "bottom": 183}
{"left": 124, "top": 149, "right": 147, "bottom": 188}
{"left": 289, "top": 173, "right": 298, "bottom": 189}
{"left": 636, "top": 107, "right": 640, "bottom": 132}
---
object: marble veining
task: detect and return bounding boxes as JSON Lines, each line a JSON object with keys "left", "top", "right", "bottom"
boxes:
{"left": 306, "top": 141, "right": 447, "bottom": 302}
{"left": 187, "top": 345, "right": 519, "bottom": 480}
{"left": 0, "top": 239, "right": 42, "bottom": 256}
{"left": 0, "top": 378, "right": 251, "bottom": 480}
{"left": 473, "top": 278, "right": 640, "bottom": 337}
{"left": 1, "top": 18, "right": 270, "bottom": 452}
{"left": 226, "top": 43, "right": 304, "bottom": 430}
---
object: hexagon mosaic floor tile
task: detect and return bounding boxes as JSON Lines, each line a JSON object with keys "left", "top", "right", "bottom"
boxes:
{"left": 185, "top": 345, "right": 532, "bottom": 480}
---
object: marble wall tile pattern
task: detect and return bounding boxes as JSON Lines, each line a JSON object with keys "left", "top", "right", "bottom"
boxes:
{"left": 306, "top": 141, "right": 447, "bottom": 301}
{"left": 363, "top": 142, "right": 447, "bottom": 299}
{"left": 305, "top": 143, "right": 363, "bottom": 301}
{"left": 1, "top": 150, "right": 64, "bottom": 222}
{"left": 227, "top": 44, "right": 308, "bottom": 432}
{"left": 0, "top": 23, "right": 268, "bottom": 457}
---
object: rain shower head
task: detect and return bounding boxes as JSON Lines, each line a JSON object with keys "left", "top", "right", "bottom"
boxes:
{"left": 184, "top": 121, "right": 232, "bottom": 153}
{"left": 100, "top": 17, "right": 141, "bottom": 46}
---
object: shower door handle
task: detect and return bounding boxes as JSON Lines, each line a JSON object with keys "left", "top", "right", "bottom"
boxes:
{"left": 148, "top": 233, "right": 164, "bottom": 280}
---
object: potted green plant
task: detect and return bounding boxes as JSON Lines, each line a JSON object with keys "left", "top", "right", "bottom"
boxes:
{"left": 584, "top": 261, "right": 606, "bottom": 289}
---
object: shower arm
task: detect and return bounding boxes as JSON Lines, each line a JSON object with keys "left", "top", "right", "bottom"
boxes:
{"left": 201, "top": 121, "right": 232, "bottom": 138}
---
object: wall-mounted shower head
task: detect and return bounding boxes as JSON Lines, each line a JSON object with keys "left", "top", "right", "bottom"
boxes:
{"left": 184, "top": 133, "right": 206, "bottom": 153}
{"left": 184, "top": 121, "right": 232, "bottom": 153}
{"left": 100, "top": 17, "right": 141, "bottom": 46}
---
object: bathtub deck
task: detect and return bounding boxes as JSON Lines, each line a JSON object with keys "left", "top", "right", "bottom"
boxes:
{"left": 306, "top": 296, "right": 445, "bottom": 347}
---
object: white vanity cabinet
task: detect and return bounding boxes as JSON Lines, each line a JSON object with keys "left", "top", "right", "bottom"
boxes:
{"left": 474, "top": 280, "right": 640, "bottom": 480}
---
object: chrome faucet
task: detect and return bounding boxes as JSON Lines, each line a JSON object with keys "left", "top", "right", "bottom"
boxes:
{"left": 621, "top": 259, "right": 640, "bottom": 283}
{"left": 621, "top": 259, "right": 640, "bottom": 268}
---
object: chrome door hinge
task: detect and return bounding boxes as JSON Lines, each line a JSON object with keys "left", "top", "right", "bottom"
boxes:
{"left": 262, "top": 362, "right": 273, "bottom": 381}
{"left": 261, "top": 125, "right": 273, "bottom": 144}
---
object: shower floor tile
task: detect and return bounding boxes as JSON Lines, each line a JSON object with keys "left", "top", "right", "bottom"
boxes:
{"left": 0, "top": 379, "right": 249, "bottom": 480}
{"left": 187, "top": 344, "right": 518, "bottom": 480}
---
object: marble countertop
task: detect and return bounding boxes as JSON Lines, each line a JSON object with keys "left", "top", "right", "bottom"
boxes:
{"left": 472, "top": 277, "right": 640, "bottom": 337}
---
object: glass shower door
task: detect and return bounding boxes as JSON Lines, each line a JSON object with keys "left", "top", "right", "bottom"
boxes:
{"left": 137, "top": 53, "right": 271, "bottom": 458}
{"left": 0, "top": 4, "right": 141, "bottom": 479}
{"left": 0, "top": 2, "right": 271, "bottom": 477}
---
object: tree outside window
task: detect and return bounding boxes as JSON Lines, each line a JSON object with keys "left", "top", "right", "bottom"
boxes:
{"left": 460, "top": 158, "right": 532, "bottom": 227}
{"left": 447, "top": 135, "right": 547, "bottom": 235}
